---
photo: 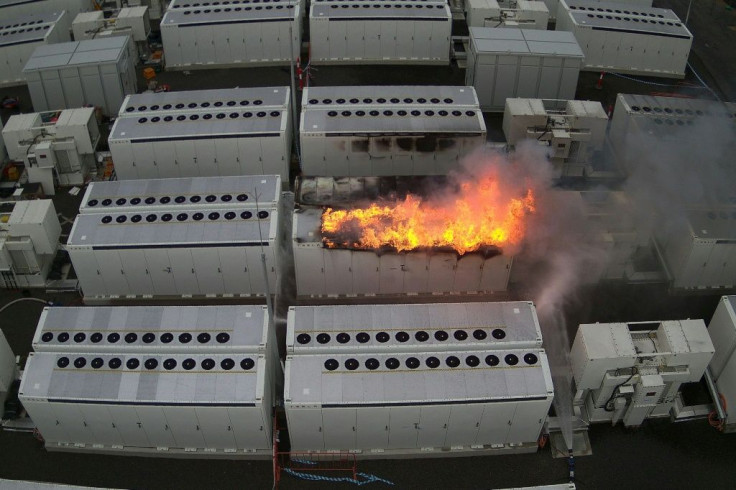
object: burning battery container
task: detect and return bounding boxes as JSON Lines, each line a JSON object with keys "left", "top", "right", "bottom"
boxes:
{"left": 161, "top": 0, "right": 301, "bottom": 69}
{"left": 555, "top": 0, "right": 692, "bottom": 78}
{"left": 109, "top": 87, "right": 292, "bottom": 182}
{"left": 293, "top": 207, "right": 512, "bottom": 297}
{"left": 466, "top": 27, "right": 583, "bottom": 112}
{"left": 299, "top": 86, "right": 486, "bottom": 176}
{"left": 0, "top": 11, "right": 71, "bottom": 88}
{"left": 309, "top": 0, "right": 452, "bottom": 65}
{"left": 285, "top": 349, "right": 553, "bottom": 454}
{"left": 67, "top": 176, "right": 281, "bottom": 300}
{"left": 23, "top": 36, "right": 137, "bottom": 114}
{"left": 286, "top": 302, "right": 543, "bottom": 354}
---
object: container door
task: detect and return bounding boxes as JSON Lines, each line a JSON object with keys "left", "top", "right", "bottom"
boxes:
{"left": 517, "top": 56, "right": 541, "bottom": 98}
{"left": 180, "top": 27, "right": 197, "bottom": 65}
{"left": 324, "top": 249, "right": 353, "bottom": 295}
{"left": 78, "top": 405, "right": 122, "bottom": 446}
{"left": 471, "top": 59, "right": 495, "bottom": 109}
{"left": 167, "top": 249, "right": 199, "bottom": 295}
{"left": 225, "top": 23, "right": 246, "bottom": 63}
{"left": 364, "top": 22, "right": 381, "bottom": 60}
{"left": 351, "top": 251, "right": 379, "bottom": 295}
{"left": 507, "top": 400, "right": 547, "bottom": 444}
{"left": 416, "top": 406, "right": 450, "bottom": 448}
{"left": 144, "top": 249, "right": 177, "bottom": 296}
{"left": 402, "top": 253, "right": 429, "bottom": 293}
{"left": 428, "top": 253, "right": 457, "bottom": 293}
{"left": 26, "top": 402, "right": 71, "bottom": 444}
{"left": 152, "top": 140, "right": 177, "bottom": 178}
{"left": 108, "top": 404, "right": 150, "bottom": 447}
{"left": 286, "top": 408, "right": 323, "bottom": 451}
{"left": 228, "top": 407, "right": 270, "bottom": 450}
{"left": 493, "top": 57, "right": 519, "bottom": 109}
{"left": 453, "top": 254, "right": 483, "bottom": 292}
{"left": 413, "top": 21, "right": 432, "bottom": 60}
{"left": 218, "top": 248, "right": 252, "bottom": 295}
{"left": 109, "top": 140, "right": 135, "bottom": 179}
{"left": 135, "top": 406, "right": 177, "bottom": 448}
{"left": 163, "top": 407, "right": 205, "bottom": 449}
{"left": 237, "top": 137, "right": 265, "bottom": 174}
{"left": 70, "top": 249, "right": 107, "bottom": 297}
{"left": 53, "top": 403, "right": 95, "bottom": 445}
{"left": 245, "top": 245, "right": 276, "bottom": 296}
{"left": 60, "top": 68, "right": 85, "bottom": 108}
{"left": 479, "top": 254, "right": 511, "bottom": 292}
{"left": 356, "top": 408, "right": 389, "bottom": 450}
{"left": 190, "top": 247, "right": 225, "bottom": 295}
{"left": 175, "top": 140, "right": 199, "bottom": 177}
{"left": 380, "top": 21, "right": 397, "bottom": 59}
{"left": 215, "top": 139, "right": 240, "bottom": 177}
{"left": 120, "top": 249, "right": 154, "bottom": 295}
{"left": 430, "top": 20, "right": 450, "bottom": 61}
{"left": 294, "top": 246, "right": 325, "bottom": 296}
{"left": 445, "top": 404, "right": 484, "bottom": 447}
{"left": 538, "top": 58, "right": 563, "bottom": 99}
{"left": 560, "top": 58, "right": 581, "bottom": 100}
{"left": 195, "top": 407, "right": 237, "bottom": 450}
{"left": 476, "top": 402, "right": 516, "bottom": 445}
{"left": 379, "top": 254, "right": 404, "bottom": 294}
{"left": 245, "top": 22, "right": 263, "bottom": 61}
{"left": 322, "top": 408, "right": 356, "bottom": 450}
{"left": 195, "top": 139, "right": 219, "bottom": 177}
{"left": 41, "top": 71, "right": 66, "bottom": 111}
{"left": 387, "top": 406, "right": 420, "bottom": 449}
{"left": 395, "top": 23, "right": 414, "bottom": 59}
{"left": 328, "top": 21, "right": 347, "bottom": 60}
{"left": 96, "top": 250, "right": 129, "bottom": 296}
{"left": 132, "top": 142, "right": 158, "bottom": 179}
{"left": 161, "top": 25, "right": 180, "bottom": 66}
{"left": 346, "top": 22, "right": 364, "bottom": 60}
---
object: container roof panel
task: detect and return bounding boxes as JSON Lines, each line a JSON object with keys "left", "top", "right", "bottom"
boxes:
{"left": 303, "top": 86, "right": 479, "bottom": 107}
{"left": 471, "top": 27, "right": 583, "bottom": 57}
{"left": 119, "top": 87, "right": 290, "bottom": 115}
{"left": 162, "top": 5, "right": 298, "bottom": 24}
{"left": 688, "top": 210, "right": 736, "bottom": 240}
{"left": 23, "top": 37, "right": 128, "bottom": 71}
{"left": 311, "top": 2, "right": 450, "bottom": 19}
{"left": 563, "top": 0, "right": 690, "bottom": 37}
{"left": 302, "top": 109, "right": 484, "bottom": 134}
{"left": 0, "top": 10, "right": 63, "bottom": 30}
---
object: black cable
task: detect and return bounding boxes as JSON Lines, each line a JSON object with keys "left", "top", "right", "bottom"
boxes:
{"left": 603, "top": 368, "right": 637, "bottom": 412}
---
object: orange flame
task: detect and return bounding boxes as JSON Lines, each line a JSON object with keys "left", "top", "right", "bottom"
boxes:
{"left": 321, "top": 176, "right": 536, "bottom": 255}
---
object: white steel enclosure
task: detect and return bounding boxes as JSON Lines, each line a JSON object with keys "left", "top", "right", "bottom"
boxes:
{"left": 299, "top": 86, "right": 486, "bottom": 176}
{"left": 79, "top": 175, "right": 282, "bottom": 215}
{"left": 284, "top": 349, "right": 553, "bottom": 454}
{"left": 465, "top": 0, "right": 550, "bottom": 29}
{"left": 286, "top": 302, "right": 543, "bottom": 354}
{"left": 66, "top": 196, "right": 280, "bottom": 300}
{"left": 708, "top": 296, "right": 736, "bottom": 433}
{"left": 293, "top": 208, "right": 513, "bottom": 297}
{"left": 555, "top": 0, "right": 692, "bottom": 78}
{"left": 23, "top": 36, "right": 137, "bottom": 114}
{"left": 19, "top": 351, "right": 275, "bottom": 456}
{"left": 466, "top": 28, "right": 583, "bottom": 112}
{"left": 109, "top": 88, "right": 292, "bottom": 182}
{"left": 0, "top": 11, "right": 71, "bottom": 88}
{"left": 309, "top": 0, "right": 452, "bottom": 65}
{"left": 160, "top": 0, "right": 301, "bottom": 69}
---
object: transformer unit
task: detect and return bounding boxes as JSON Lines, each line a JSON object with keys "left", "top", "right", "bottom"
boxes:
{"left": 0, "top": 0, "right": 91, "bottom": 19}
{"left": 607, "top": 94, "right": 736, "bottom": 176}
{"left": 708, "top": 296, "right": 736, "bottom": 432}
{"left": 466, "top": 28, "right": 583, "bottom": 112}
{"left": 299, "top": 86, "right": 486, "bottom": 176}
{"left": 570, "top": 320, "right": 714, "bottom": 427}
{"left": 0, "top": 200, "right": 62, "bottom": 289}
{"left": 23, "top": 36, "right": 138, "bottom": 115}
{"left": 20, "top": 351, "right": 274, "bottom": 456}
{"left": 72, "top": 7, "right": 151, "bottom": 60}
{"left": 654, "top": 209, "right": 736, "bottom": 290}
{"left": 284, "top": 349, "right": 553, "bottom": 454}
{"left": 32, "top": 305, "right": 274, "bottom": 356}
{"left": 79, "top": 175, "right": 282, "bottom": 215}
{"left": 293, "top": 208, "right": 512, "bottom": 297}
{"left": 66, "top": 201, "right": 280, "bottom": 300}
{"left": 502, "top": 98, "right": 608, "bottom": 178}
{"left": 286, "top": 302, "right": 543, "bottom": 354}
{"left": 466, "top": 0, "right": 550, "bottom": 29}
{"left": 309, "top": 0, "right": 452, "bottom": 65}
{"left": 160, "top": 1, "right": 301, "bottom": 69}
{"left": 555, "top": 0, "right": 692, "bottom": 78}
{"left": 2, "top": 108, "right": 100, "bottom": 195}
{"left": 109, "top": 88, "right": 292, "bottom": 182}
{"left": 0, "top": 11, "right": 71, "bottom": 88}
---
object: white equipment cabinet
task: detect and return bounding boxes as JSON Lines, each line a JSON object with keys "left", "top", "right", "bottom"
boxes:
{"left": 285, "top": 349, "right": 553, "bottom": 454}
{"left": 66, "top": 193, "right": 280, "bottom": 300}
{"left": 0, "top": 200, "right": 62, "bottom": 289}
{"left": 109, "top": 87, "right": 292, "bottom": 182}
{"left": 466, "top": 28, "right": 583, "bottom": 112}
{"left": 72, "top": 7, "right": 150, "bottom": 61}
{"left": 293, "top": 208, "right": 512, "bottom": 297}
{"left": 79, "top": 175, "right": 281, "bottom": 215}
{"left": 555, "top": 0, "right": 692, "bottom": 78}
{"left": 0, "top": 0, "right": 91, "bottom": 19}
{"left": 299, "top": 86, "right": 486, "bottom": 176}
{"left": 2, "top": 108, "right": 100, "bottom": 195}
{"left": 19, "top": 351, "right": 274, "bottom": 456}
{"left": 502, "top": 98, "right": 608, "bottom": 178}
{"left": 309, "top": 0, "right": 451, "bottom": 65}
{"left": 570, "top": 320, "right": 714, "bottom": 427}
{"left": 23, "top": 36, "right": 138, "bottom": 115}
{"left": 286, "top": 302, "right": 543, "bottom": 354}
{"left": 708, "top": 296, "right": 736, "bottom": 432}
{"left": 0, "top": 11, "right": 71, "bottom": 88}
{"left": 654, "top": 209, "right": 736, "bottom": 291}
{"left": 160, "top": 0, "right": 301, "bottom": 69}
{"left": 466, "top": 0, "right": 549, "bottom": 29}
{"left": 32, "top": 305, "right": 275, "bottom": 357}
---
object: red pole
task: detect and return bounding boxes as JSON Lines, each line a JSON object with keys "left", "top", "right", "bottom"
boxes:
{"left": 596, "top": 71, "right": 605, "bottom": 90}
